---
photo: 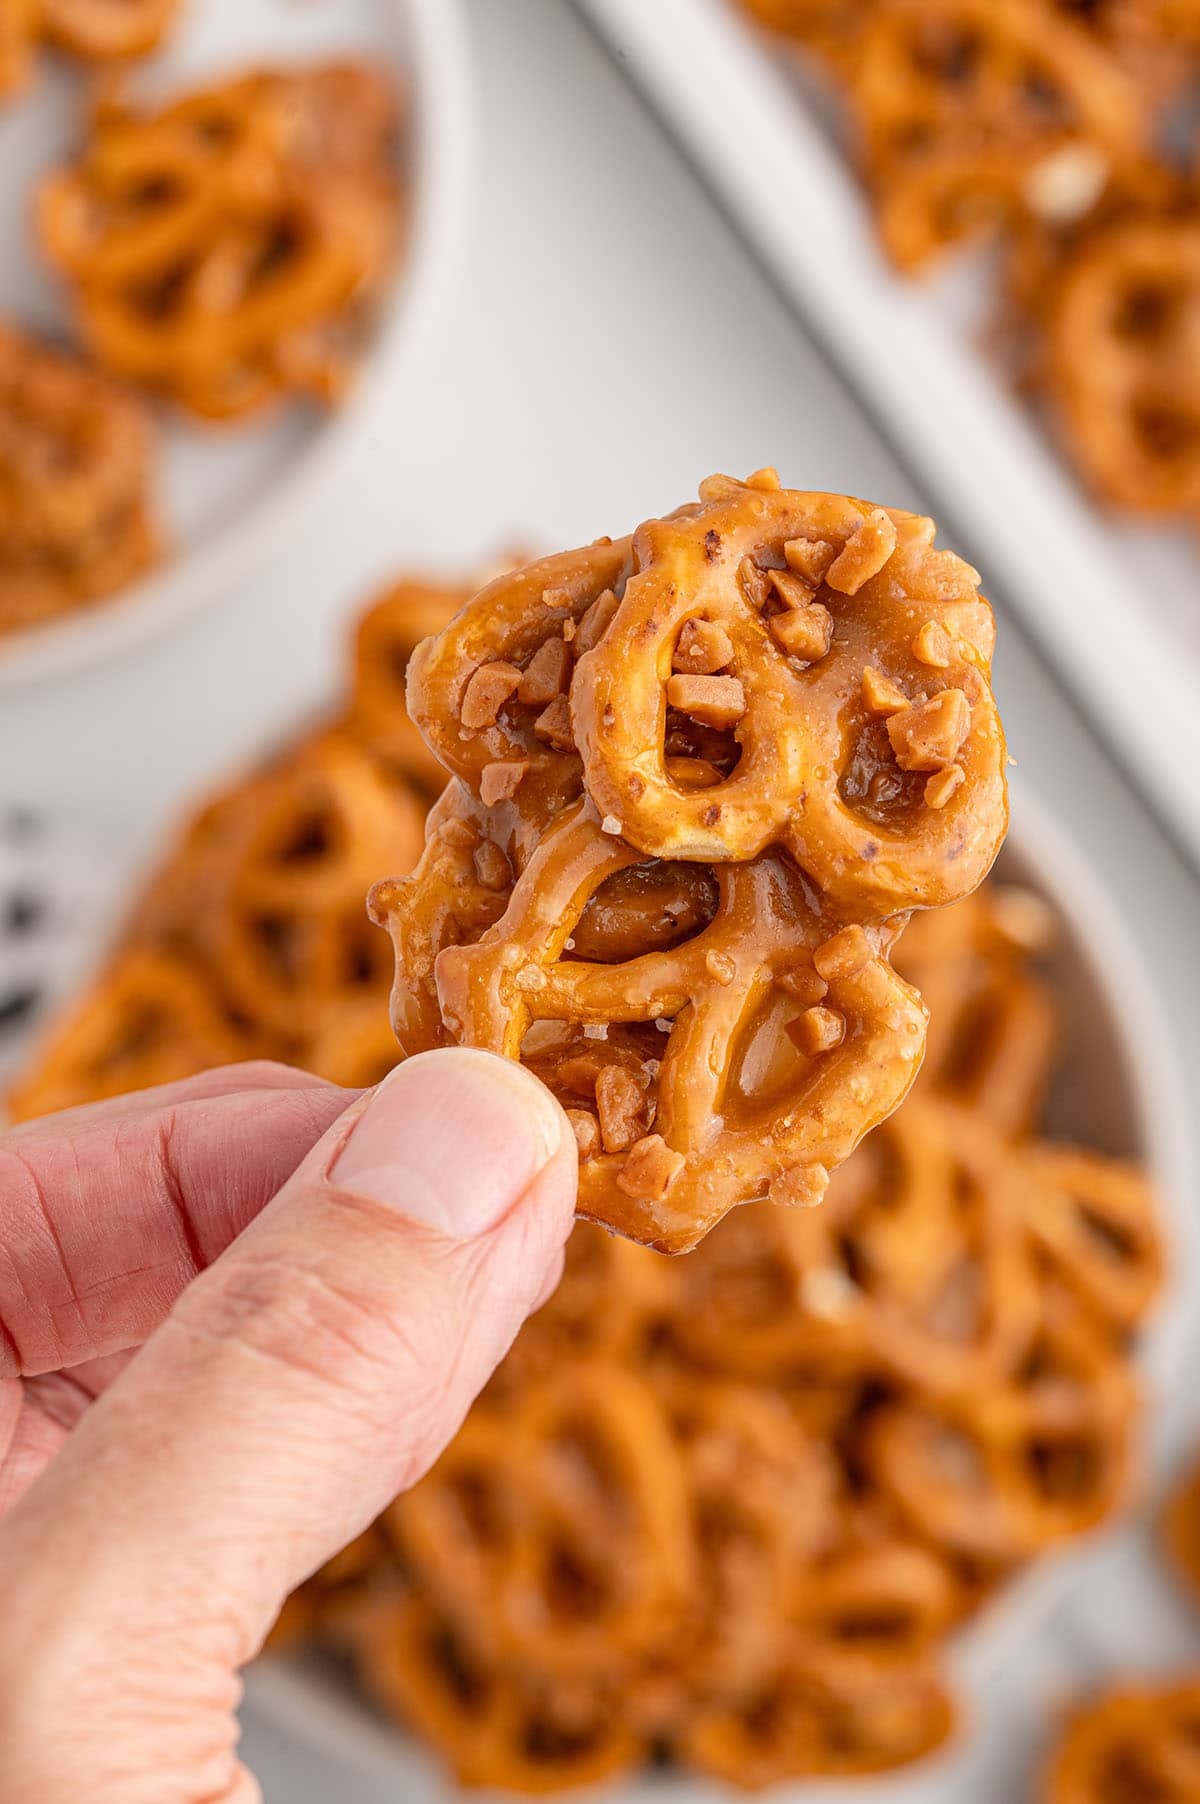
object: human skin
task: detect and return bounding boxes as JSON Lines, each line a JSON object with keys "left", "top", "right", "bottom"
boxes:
{"left": 0, "top": 1050, "right": 577, "bottom": 1803}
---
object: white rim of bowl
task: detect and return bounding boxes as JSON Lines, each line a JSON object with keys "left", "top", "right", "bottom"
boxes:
{"left": 0, "top": 0, "right": 476, "bottom": 687}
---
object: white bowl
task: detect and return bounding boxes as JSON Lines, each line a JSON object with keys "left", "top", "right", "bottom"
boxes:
{"left": 244, "top": 781, "right": 1199, "bottom": 1800}
{"left": 0, "top": 0, "right": 473, "bottom": 685}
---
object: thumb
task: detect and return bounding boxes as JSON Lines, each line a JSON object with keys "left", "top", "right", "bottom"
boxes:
{"left": 0, "top": 1049, "right": 576, "bottom": 1803}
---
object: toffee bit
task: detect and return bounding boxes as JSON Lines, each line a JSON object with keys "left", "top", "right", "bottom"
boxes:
{"left": 616, "top": 1133, "right": 686, "bottom": 1202}
{"left": 825, "top": 509, "right": 897, "bottom": 595}
{"left": 674, "top": 617, "right": 734, "bottom": 675}
{"left": 665, "top": 673, "right": 746, "bottom": 730}
{"left": 480, "top": 759, "right": 528, "bottom": 806}
{"left": 460, "top": 661, "right": 522, "bottom": 729}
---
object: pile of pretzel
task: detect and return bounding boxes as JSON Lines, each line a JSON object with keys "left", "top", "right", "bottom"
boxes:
{"left": 6, "top": 553, "right": 1162, "bottom": 1790}
{"left": 6, "top": 568, "right": 467, "bottom": 1116}
{"left": 2, "top": 27, "right": 402, "bottom": 634}
{"left": 269, "top": 873, "right": 1162, "bottom": 1791}
{"left": 740, "top": 0, "right": 1200, "bottom": 520}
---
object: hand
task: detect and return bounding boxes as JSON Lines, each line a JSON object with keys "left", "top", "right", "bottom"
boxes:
{"left": 0, "top": 1050, "right": 576, "bottom": 1804}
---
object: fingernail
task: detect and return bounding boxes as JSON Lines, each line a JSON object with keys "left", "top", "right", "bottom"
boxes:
{"left": 329, "top": 1048, "right": 566, "bottom": 1238}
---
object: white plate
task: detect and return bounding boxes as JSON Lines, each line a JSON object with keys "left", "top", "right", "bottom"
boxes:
{"left": 245, "top": 782, "right": 1199, "bottom": 1801}
{"left": 573, "top": 0, "right": 1200, "bottom": 873}
{"left": 0, "top": 0, "right": 473, "bottom": 684}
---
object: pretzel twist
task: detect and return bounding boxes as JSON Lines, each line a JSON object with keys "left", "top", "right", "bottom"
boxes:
{"left": 39, "top": 65, "right": 400, "bottom": 419}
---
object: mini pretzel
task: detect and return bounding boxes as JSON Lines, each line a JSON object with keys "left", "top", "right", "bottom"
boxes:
{"left": 865, "top": 1284, "right": 1136, "bottom": 1564}
{"left": 354, "top": 1590, "right": 646, "bottom": 1794}
{"left": 680, "top": 1655, "right": 955, "bottom": 1783}
{"left": 39, "top": 64, "right": 400, "bottom": 420}
{"left": 849, "top": 0, "right": 1142, "bottom": 268}
{"left": 348, "top": 577, "right": 471, "bottom": 793}
{"left": 1022, "top": 1144, "right": 1163, "bottom": 1333}
{"left": 1044, "top": 1680, "right": 1200, "bottom": 1804}
{"left": 372, "top": 473, "right": 1009, "bottom": 1252}
{"left": 892, "top": 882, "right": 1057, "bottom": 1135}
{"left": 1040, "top": 216, "right": 1200, "bottom": 513}
{"left": 6, "top": 946, "right": 245, "bottom": 1121}
{"left": 205, "top": 733, "right": 424, "bottom": 1037}
{"left": 0, "top": 318, "right": 159, "bottom": 633}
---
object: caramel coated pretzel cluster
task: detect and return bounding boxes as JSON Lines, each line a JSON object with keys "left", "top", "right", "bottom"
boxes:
{"left": 0, "top": 318, "right": 159, "bottom": 633}
{"left": 272, "top": 890, "right": 1159, "bottom": 1791}
{"left": 369, "top": 471, "right": 1008, "bottom": 1251}
{"left": 39, "top": 64, "right": 401, "bottom": 419}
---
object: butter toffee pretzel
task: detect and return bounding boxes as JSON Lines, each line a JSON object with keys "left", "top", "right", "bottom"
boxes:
{"left": 369, "top": 470, "right": 1008, "bottom": 1252}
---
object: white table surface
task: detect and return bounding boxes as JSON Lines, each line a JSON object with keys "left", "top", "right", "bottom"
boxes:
{"left": 4, "top": 1, "right": 1200, "bottom": 1797}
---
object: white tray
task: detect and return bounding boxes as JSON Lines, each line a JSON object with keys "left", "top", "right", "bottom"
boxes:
{"left": 0, "top": 0, "right": 472, "bottom": 684}
{"left": 575, "top": 0, "right": 1200, "bottom": 870}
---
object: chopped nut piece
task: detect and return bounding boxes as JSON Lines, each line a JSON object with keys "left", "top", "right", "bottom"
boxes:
{"left": 704, "top": 949, "right": 736, "bottom": 985}
{"left": 566, "top": 1109, "right": 600, "bottom": 1160}
{"left": 826, "top": 509, "right": 897, "bottom": 594}
{"left": 518, "top": 635, "right": 571, "bottom": 704}
{"left": 600, "top": 814, "right": 622, "bottom": 836}
{"left": 674, "top": 617, "right": 734, "bottom": 674}
{"left": 480, "top": 759, "right": 528, "bottom": 806}
{"left": 698, "top": 472, "right": 743, "bottom": 501}
{"left": 770, "top": 1163, "right": 831, "bottom": 1210}
{"left": 777, "top": 964, "right": 829, "bottom": 1008}
{"left": 813, "top": 924, "right": 872, "bottom": 983}
{"left": 787, "top": 1005, "right": 846, "bottom": 1056}
{"left": 666, "top": 755, "right": 724, "bottom": 790}
{"left": 886, "top": 689, "right": 970, "bottom": 772}
{"left": 744, "top": 465, "right": 781, "bottom": 491}
{"left": 617, "top": 1133, "right": 686, "bottom": 1202}
{"left": 574, "top": 588, "right": 620, "bottom": 655}
{"left": 533, "top": 694, "right": 574, "bottom": 751}
{"left": 665, "top": 673, "right": 747, "bottom": 730}
{"left": 924, "top": 763, "right": 966, "bottom": 809}
{"left": 770, "top": 599, "right": 833, "bottom": 663}
{"left": 460, "top": 660, "right": 522, "bottom": 729}
{"left": 515, "top": 964, "right": 547, "bottom": 993}
{"left": 473, "top": 841, "right": 511, "bottom": 890}
{"left": 861, "top": 667, "right": 910, "bottom": 716}
{"left": 595, "top": 1065, "right": 647, "bottom": 1153}
{"left": 783, "top": 536, "right": 835, "bottom": 584}
{"left": 912, "top": 620, "right": 952, "bottom": 669}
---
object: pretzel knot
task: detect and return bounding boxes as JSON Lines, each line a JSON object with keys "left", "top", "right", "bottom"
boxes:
{"left": 370, "top": 473, "right": 1009, "bottom": 1252}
